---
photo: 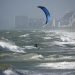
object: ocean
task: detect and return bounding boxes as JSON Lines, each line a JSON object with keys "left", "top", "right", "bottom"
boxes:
{"left": 0, "top": 30, "right": 75, "bottom": 75}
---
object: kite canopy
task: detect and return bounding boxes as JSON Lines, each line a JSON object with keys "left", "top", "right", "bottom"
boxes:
{"left": 38, "top": 6, "right": 50, "bottom": 24}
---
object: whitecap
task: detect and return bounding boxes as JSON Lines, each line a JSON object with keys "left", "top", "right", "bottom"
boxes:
{"left": 36, "top": 62, "right": 75, "bottom": 69}
{"left": 58, "top": 31, "right": 75, "bottom": 42}
{"left": 19, "top": 34, "right": 29, "bottom": 38}
{"left": 0, "top": 40, "right": 25, "bottom": 53}
{"left": 60, "top": 36, "right": 72, "bottom": 42}
{"left": 30, "top": 54, "right": 44, "bottom": 60}
{"left": 54, "top": 41, "right": 75, "bottom": 47}
{"left": 3, "top": 69, "right": 18, "bottom": 75}
{"left": 43, "top": 37, "right": 52, "bottom": 40}
{"left": 23, "top": 46, "right": 37, "bottom": 49}
{"left": 45, "top": 55, "right": 75, "bottom": 61}
{"left": 12, "top": 53, "right": 44, "bottom": 60}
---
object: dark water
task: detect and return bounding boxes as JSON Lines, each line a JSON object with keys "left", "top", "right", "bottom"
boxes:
{"left": 0, "top": 30, "right": 75, "bottom": 75}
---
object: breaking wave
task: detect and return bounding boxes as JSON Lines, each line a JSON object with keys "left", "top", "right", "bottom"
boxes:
{"left": 43, "top": 37, "right": 52, "bottom": 40}
{"left": 2, "top": 68, "right": 75, "bottom": 75}
{"left": 3, "top": 69, "right": 19, "bottom": 75}
{"left": 0, "top": 53, "right": 44, "bottom": 61}
{"left": 54, "top": 41, "right": 75, "bottom": 47}
{"left": 44, "top": 54, "right": 75, "bottom": 61}
{"left": 36, "top": 62, "right": 75, "bottom": 69}
{"left": 23, "top": 46, "right": 37, "bottom": 49}
{"left": 19, "top": 34, "right": 29, "bottom": 38}
{"left": 50, "top": 31, "right": 75, "bottom": 47}
{"left": 0, "top": 40, "right": 25, "bottom": 53}
{"left": 20, "top": 53, "right": 44, "bottom": 60}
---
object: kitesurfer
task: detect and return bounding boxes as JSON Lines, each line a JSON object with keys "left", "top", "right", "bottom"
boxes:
{"left": 34, "top": 44, "right": 38, "bottom": 47}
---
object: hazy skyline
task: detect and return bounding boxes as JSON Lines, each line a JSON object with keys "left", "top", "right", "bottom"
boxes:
{"left": 0, "top": 0, "right": 75, "bottom": 29}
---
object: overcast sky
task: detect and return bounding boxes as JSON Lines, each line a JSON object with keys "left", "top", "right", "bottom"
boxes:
{"left": 0, "top": 0, "right": 75, "bottom": 29}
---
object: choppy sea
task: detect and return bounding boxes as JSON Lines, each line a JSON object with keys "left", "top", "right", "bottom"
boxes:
{"left": 0, "top": 30, "right": 75, "bottom": 75}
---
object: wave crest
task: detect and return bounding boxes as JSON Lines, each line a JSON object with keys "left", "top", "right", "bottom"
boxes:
{"left": 0, "top": 40, "right": 25, "bottom": 53}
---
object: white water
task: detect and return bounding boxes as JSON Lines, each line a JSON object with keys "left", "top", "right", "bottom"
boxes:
{"left": 3, "top": 69, "right": 18, "bottom": 75}
{"left": 19, "top": 34, "right": 29, "bottom": 38}
{"left": 3, "top": 69, "right": 75, "bottom": 75}
{"left": 30, "top": 54, "right": 43, "bottom": 60}
{"left": 36, "top": 62, "right": 75, "bottom": 69}
{"left": 0, "top": 40, "right": 25, "bottom": 53}
{"left": 43, "top": 37, "right": 52, "bottom": 40}
{"left": 23, "top": 45, "right": 37, "bottom": 49}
